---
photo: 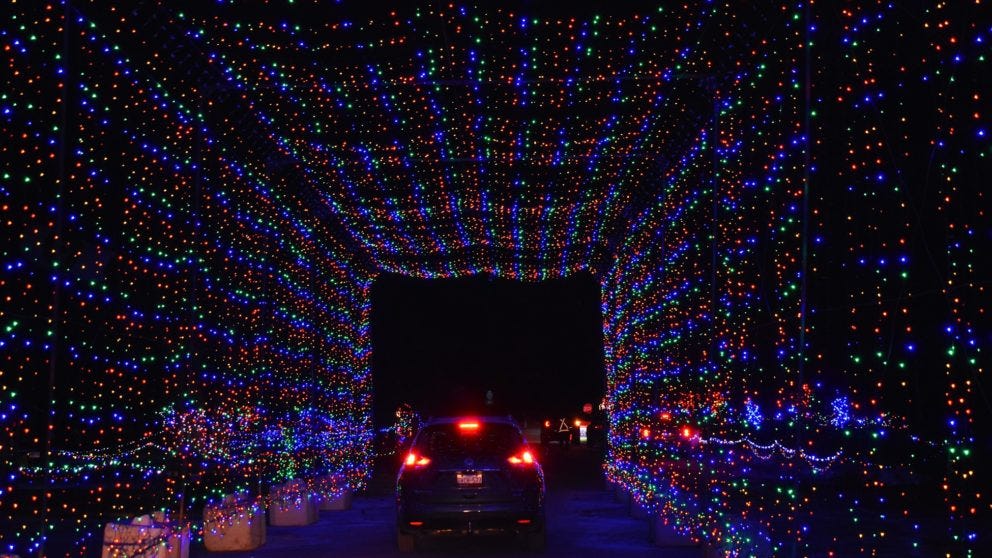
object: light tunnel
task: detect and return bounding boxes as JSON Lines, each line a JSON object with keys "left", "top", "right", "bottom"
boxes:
{"left": 1, "top": 2, "right": 988, "bottom": 556}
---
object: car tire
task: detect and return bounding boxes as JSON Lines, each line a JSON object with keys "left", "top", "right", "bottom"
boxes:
{"left": 525, "top": 527, "right": 546, "bottom": 552}
{"left": 397, "top": 529, "right": 417, "bottom": 553}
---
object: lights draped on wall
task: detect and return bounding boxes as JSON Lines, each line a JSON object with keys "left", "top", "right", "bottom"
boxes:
{"left": 600, "top": 2, "right": 989, "bottom": 555}
{"left": 1, "top": 1, "right": 987, "bottom": 556}
{"left": 2, "top": 2, "right": 372, "bottom": 555}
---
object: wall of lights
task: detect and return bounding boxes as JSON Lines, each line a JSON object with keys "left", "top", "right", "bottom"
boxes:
{"left": 601, "top": 2, "right": 989, "bottom": 556}
{"left": 1, "top": 1, "right": 987, "bottom": 557}
{"left": 2, "top": 2, "right": 372, "bottom": 555}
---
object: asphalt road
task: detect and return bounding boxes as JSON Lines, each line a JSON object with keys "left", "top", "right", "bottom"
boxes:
{"left": 190, "top": 443, "right": 704, "bottom": 558}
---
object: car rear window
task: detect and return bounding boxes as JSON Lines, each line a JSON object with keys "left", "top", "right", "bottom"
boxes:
{"left": 414, "top": 423, "right": 522, "bottom": 458}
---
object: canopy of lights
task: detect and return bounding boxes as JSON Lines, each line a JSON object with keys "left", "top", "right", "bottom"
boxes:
{"left": 1, "top": 1, "right": 988, "bottom": 556}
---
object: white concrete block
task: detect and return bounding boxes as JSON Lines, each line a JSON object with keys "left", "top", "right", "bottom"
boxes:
{"left": 631, "top": 499, "right": 649, "bottom": 518}
{"left": 319, "top": 489, "right": 353, "bottom": 511}
{"left": 268, "top": 482, "right": 318, "bottom": 526}
{"left": 651, "top": 516, "right": 696, "bottom": 547}
{"left": 101, "top": 514, "right": 189, "bottom": 558}
{"left": 203, "top": 495, "right": 266, "bottom": 552}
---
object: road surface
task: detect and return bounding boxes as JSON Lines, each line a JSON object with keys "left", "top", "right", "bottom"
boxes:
{"left": 191, "top": 444, "right": 703, "bottom": 557}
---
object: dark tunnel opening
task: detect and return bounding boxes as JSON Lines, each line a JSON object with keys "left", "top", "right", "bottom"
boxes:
{"left": 370, "top": 272, "right": 605, "bottom": 429}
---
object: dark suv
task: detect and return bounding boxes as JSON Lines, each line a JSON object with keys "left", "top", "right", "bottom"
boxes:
{"left": 539, "top": 417, "right": 573, "bottom": 446}
{"left": 396, "top": 416, "right": 546, "bottom": 552}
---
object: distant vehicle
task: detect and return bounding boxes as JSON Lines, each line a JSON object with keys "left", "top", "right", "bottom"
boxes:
{"left": 571, "top": 414, "right": 606, "bottom": 448}
{"left": 396, "top": 416, "right": 546, "bottom": 552}
{"left": 585, "top": 417, "right": 606, "bottom": 448}
{"left": 540, "top": 417, "right": 573, "bottom": 446}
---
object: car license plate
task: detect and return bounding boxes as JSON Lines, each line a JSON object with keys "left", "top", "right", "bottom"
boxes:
{"left": 456, "top": 472, "right": 482, "bottom": 486}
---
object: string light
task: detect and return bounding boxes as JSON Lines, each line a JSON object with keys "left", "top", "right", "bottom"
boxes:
{"left": 1, "top": 2, "right": 987, "bottom": 556}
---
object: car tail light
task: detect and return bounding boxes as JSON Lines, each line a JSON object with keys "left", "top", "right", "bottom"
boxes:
{"left": 404, "top": 452, "right": 431, "bottom": 467}
{"left": 507, "top": 449, "right": 536, "bottom": 465}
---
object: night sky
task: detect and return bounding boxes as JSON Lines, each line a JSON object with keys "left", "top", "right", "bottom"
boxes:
{"left": 371, "top": 272, "right": 604, "bottom": 426}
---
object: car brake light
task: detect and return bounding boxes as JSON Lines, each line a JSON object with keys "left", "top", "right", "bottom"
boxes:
{"left": 507, "top": 450, "right": 535, "bottom": 465}
{"left": 405, "top": 452, "right": 431, "bottom": 467}
{"left": 458, "top": 420, "right": 480, "bottom": 432}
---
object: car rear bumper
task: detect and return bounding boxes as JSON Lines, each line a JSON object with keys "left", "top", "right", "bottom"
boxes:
{"left": 398, "top": 496, "right": 544, "bottom": 535}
